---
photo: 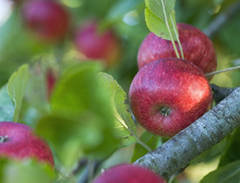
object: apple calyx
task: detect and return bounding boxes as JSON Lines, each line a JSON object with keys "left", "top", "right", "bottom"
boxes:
{"left": 155, "top": 105, "right": 171, "bottom": 117}
{"left": 0, "top": 136, "right": 8, "bottom": 143}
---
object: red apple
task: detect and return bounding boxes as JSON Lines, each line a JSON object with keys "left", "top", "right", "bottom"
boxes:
{"left": 93, "top": 164, "right": 166, "bottom": 183}
{"left": 74, "top": 21, "right": 121, "bottom": 68}
{"left": 129, "top": 58, "right": 212, "bottom": 137}
{"left": 0, "top": 122, "right": 54, "bottom": 166}
{"left": 22, "top": 0, "right": 69, "bottom": 42}
{"left": 138, "top": 23, "right": 217, "bottom": 74}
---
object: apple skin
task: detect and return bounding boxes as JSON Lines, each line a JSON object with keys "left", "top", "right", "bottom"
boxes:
{"left": 93, "top": 164, "right": 166, "bottom": 183}
{"left": 129, "top": 58, "right": 212, "bottom": 137}
{"left": 138, "top": 23, "right": 217, "bottom": 74}
{"left": 0, "top": 122, "right": 54, "bottom": 166}
{"left": 22, "top": 0, "right": 69, "bottom": 42}
{"left": 74, "top": 21, "right": 121, "bottom": 68}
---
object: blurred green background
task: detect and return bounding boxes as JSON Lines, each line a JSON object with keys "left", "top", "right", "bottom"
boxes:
{"left": 1, "top": 0, "right": 240, "bottom": 182}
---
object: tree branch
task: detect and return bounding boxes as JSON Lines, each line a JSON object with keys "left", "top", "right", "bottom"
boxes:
{"left": 204, "top": 1, "right": 240, "bottom": 38}
{"left": 135, "top": 87, "right": 240, "bottom": 180}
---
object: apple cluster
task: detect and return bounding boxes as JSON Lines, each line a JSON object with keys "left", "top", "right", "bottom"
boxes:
{"left": 0, "top": 0, "right": 122, "bottom": 171}
{"left": 16, "top": 0, "right": 122, "bottom": 98}
{"left": 92, "top": 23, "right": 216, "bottom": 183}
{"left": 129, "top": 23, "right": 216, "bottom": 137}
{"left": 20, "top": 0, "right": 121, "bottom": 68}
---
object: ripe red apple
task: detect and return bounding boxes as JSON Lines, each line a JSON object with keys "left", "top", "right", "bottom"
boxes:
{"left": 93, "top": 164, "right": 166, "bottom": 183}
{"left": 22, "top": 0, "right": 69, "bottom": 42}
{"left": 0, "top": 122, "right": 54, "bottom": 166}
{"left": 74, "top": 21, "right": 121, "bottom": 68}
{"left": 129, "top": 58, "right": 212, "bottom": 137}
{"left": 138, "top": 23, "right": 217, "bottom": 74}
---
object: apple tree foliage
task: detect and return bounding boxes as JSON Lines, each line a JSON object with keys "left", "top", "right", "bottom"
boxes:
{"left": 0, "top": 0, "right": 240, "bottom": 182}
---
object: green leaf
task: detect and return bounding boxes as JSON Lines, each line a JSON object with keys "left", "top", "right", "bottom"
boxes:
{"left": 0, "top": 86, "right": 14, "bottom": 122}
{"left": 145, "top": 0, "right": 175, "bottom": 20}
{"left": 0, "top": 158, "right": 56, "bottom": 183}
{"left": 25, "top": 60, "right": 52, "bottom": 112}
{"left": 131, "top": 131, "right": 161, "bottom": 162}
{"left": 144, "top": 0, "right": 178, "bottom": 41}
{"left": 7, "top": 65, "right": 29, "bottom": 122}
{"left": 200, "top": 161, "right": 240, "bottom": 183}
{"left": 219, "top": 128, "right": 240, "bottom": 167}
{"left": 36, "top": 62, "right": 121, "bottom": 168}
{"left": 98, "top": 72, "right": 136, "bottom": 134}
{"left": 145, "top": 8, "right": 178, "bottom": 40}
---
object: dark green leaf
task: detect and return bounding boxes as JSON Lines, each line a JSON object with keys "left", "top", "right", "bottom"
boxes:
{"left": 0, "top": 158, "right": 8, "bottom": 183}
{"left": 200, "top": 161, "right": 240, "bottom": 183}
{"left": 219, "top": 128, "right": 240, "bottom": 167}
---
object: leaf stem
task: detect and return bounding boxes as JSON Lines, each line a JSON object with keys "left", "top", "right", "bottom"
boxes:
{"left": 160, "top": 0, "right": 180, "bottom": 59}
{"left": 205, "top": 65, "right": 240, "bottom": 77}
{"left": 134, "top": 135, "right": 152, "bottom": 152}
{"left": 170, "top": 14, "right": 184, "bottom": 59}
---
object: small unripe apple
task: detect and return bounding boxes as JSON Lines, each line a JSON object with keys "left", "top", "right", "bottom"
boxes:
{"left": 46, "top": 68, "right": 57, "bottom": 100}
{"left": 74, "top": 21, "right": 121, "bottom": 68}
{"left": 93, "top": 164, "right": 166, "bottom": 183}
{"left": 138, "top": 23, "right": 217, "bottom": 74}
{"left": 0, "top": 122, "right": 54, "bottom": 166}
{"left": 22, "top": 0, "right": 69, "bottom": 42}
{"left": 129, "top": 58, "right": 212, "bottom": 137}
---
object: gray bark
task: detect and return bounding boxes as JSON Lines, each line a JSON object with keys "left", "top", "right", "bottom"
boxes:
{"left": 135, "top": 87, "right": 240, "bottom": 180}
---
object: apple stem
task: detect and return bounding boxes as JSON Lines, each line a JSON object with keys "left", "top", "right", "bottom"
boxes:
{"left": 160, "top": 0, "right": 180, "bottom": 59}
{"left": 170, "top": 15, "right": 184, "bottom": 59}
{"left": 205, "top": 65, "right": 240, "bottom": 77}
{"left": 0, "top": 136, "right": 8, "bottom": 143}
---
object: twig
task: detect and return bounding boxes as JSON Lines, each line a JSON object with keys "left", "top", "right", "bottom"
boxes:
{"left": 204, "top": 1, "right": 240, "bottom": 37}
{"left": 78, "top": 160, "right": 102, "bottom": 183}
{"left": 72, "top": 158, "right": 88, "bottom": 175}
{"left": 205, "top": 65, "right": 240, "bottom": 78}
{"left": 135, "top": 87, "right": 240, "bottom": 180}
